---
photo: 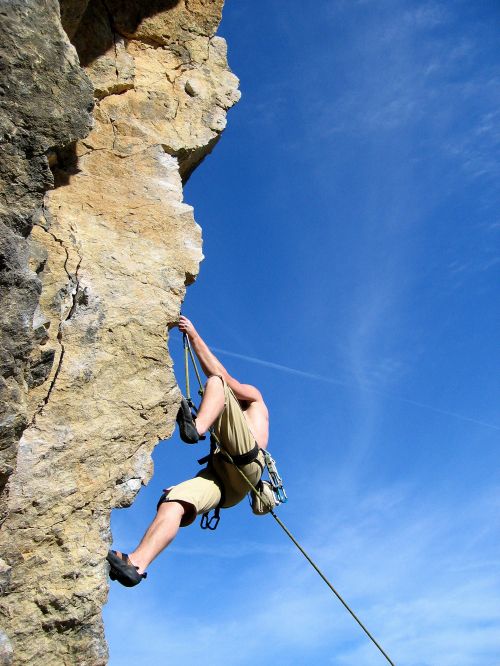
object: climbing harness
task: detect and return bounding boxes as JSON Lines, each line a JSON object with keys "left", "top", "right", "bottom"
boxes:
{"left": 178, "top": 330, "right": 396, "bottom": 666}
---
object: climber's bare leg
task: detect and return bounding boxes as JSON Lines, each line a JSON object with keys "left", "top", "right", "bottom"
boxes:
{"left": 127, "top": 501, "right": 187, "bottom": 574}
{"left": 194, "top": 375, "right": 225, "bottom": 435}
{"left": 122, "top": 378, "right": 224, "bottom": 574}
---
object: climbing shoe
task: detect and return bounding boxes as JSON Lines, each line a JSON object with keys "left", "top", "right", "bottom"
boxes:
{"left": 176, "top": 397, "right": 199, "bottom": 444}
{"left": 106, "top": 550, "right": 147, "bottom": 588}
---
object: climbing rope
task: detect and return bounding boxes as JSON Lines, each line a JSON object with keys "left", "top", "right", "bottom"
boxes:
{"left": 181, "top": 332, "right": 396, "bottom": 666}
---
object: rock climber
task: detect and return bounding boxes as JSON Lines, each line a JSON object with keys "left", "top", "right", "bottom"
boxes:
{"left": 107, "top": 315, "right": 269, "bottom": 586}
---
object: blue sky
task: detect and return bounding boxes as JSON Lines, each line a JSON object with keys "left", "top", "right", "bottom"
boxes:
{"left": 104, "top": 2, "right": 500, "bottom": 664}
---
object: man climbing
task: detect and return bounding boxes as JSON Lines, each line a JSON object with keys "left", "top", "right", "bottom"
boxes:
{"left": 107, "top": 315, "right": 269, "bottom": 587}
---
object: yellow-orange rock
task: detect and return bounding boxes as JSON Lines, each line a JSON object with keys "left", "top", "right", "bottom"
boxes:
{"left": 0, "top": 1, "right": 239, "bottom": 663}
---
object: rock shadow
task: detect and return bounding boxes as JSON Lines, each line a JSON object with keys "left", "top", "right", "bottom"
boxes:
{"left": 50, "top": 143, "right": 81, "bottom": 187}
{"left": 63, "top": 0, "right": 182, "bottom": 66}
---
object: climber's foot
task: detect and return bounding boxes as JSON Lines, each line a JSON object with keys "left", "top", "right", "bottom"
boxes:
{"left": 106, "top": 550, "right": 147, "bottom": 588}
{"left": 176, "top": 397, "right": 199, "bottom": 444}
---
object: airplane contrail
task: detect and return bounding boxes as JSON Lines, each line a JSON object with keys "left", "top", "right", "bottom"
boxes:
{"left": 211, "top": 347, "right": 350, "bottom": 386}
{"left": 211, "top": 346, "right": 500, "bottom": 431}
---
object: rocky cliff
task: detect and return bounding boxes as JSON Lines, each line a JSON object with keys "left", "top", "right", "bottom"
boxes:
{"left": 0, "top": 1, "right": 239, "bottom": 663}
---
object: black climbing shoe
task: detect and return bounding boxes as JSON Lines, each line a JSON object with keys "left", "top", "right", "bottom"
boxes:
{"left": 106, "top": 550, "right": 147, "bottom": 588}
{"left": 176, "top": 397, "right": 200, "bottom": 444}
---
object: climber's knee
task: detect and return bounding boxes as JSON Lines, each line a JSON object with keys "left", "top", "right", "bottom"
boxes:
{"left": 156, "top": 493, "right": 194, "bottom": 526}
{"left": 204, "top": 374, "right": 225, "bottom": 391}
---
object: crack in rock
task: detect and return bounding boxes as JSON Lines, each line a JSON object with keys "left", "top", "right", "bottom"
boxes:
{"left": 29, "top": 206, "right": 83, "bottom": 426}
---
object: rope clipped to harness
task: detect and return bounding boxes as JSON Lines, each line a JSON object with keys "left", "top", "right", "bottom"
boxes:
{"left": 182, "top": 332, "right": 287, "bottom": 524}
{"left": 182, "top": 333, "right": 285, "bottom": 529}
{"left": 178, "top": 330, "right": 395, "bottom": 666}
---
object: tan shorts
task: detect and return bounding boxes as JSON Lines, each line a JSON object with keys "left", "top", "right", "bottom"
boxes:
{"left": 165, "top": 376, "right": 264, "bottom": 526}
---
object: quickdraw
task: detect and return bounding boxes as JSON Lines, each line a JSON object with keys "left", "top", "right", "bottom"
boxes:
{"left": 263, "top": 450, "right": 287, "bottom": 505}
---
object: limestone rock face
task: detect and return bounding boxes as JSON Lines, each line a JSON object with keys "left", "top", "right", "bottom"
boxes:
{"left": 0, "top": 0, "right": 94, "bottom": 504}
{"left": 0, "top": 1, "right": 239, "bottom": 664}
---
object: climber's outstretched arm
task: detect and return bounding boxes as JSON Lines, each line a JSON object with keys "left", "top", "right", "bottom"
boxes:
{"left": 176, "top": 315, "right": 262, "bottom": 403}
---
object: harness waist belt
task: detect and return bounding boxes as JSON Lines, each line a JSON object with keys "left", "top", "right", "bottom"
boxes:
{"left": 222, "top": 443, "right": 260, "bottom": 466}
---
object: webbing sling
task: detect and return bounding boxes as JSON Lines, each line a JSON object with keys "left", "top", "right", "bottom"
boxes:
{"left": 180, "top": 332, "right": 396, "bottom": 666}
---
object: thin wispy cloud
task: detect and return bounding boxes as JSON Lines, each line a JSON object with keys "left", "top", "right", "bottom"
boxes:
{"left": 168, "top": 539, "right": 291, "bottom": 559}
{"left": 304, "top": 1, "right": 500, "bottom": 187}
{"left": 106, "top": 484, "right": 500, "bottom": 666}
{"left": 211, "top": 346, "right": 500, "bottom": 431}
